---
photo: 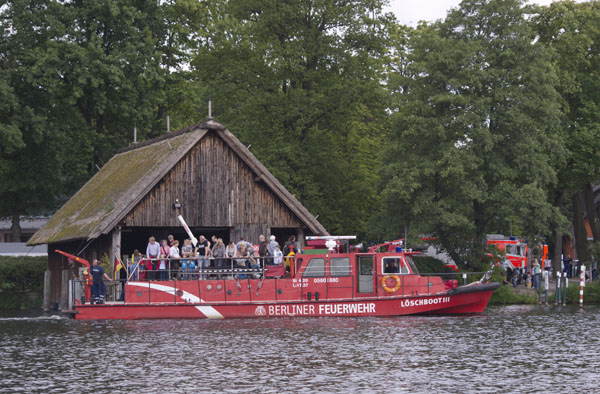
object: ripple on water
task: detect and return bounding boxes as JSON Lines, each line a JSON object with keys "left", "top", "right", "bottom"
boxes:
{"left": 0, "top": 306, "right": 599, "bottom": 393}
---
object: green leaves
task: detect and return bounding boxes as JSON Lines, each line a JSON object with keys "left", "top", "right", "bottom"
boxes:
{"left": 189, "top": 0, "right": 392, "bottom": 237}
{"left": 381, "top": 0, "right": 563, "bottom": 267}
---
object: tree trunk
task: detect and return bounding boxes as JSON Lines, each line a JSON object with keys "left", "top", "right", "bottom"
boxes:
{"left": 10, "top": 211, "right": 21, "bottom": 242}
{"left": 584, "top": 182, "right": 600, "bottom": 241}
{"left": 572, "top": 189, "right": 591, "bottom": 264}
{"left": 551, "top": 190, "right": 564, "bottom": 275}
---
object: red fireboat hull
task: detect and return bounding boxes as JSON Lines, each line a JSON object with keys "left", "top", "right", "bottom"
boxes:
{"left": 72, "top": 282, "right": 499, "bottom": 320}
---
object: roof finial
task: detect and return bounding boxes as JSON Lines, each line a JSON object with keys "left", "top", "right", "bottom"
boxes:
{"left": 208, "top": 99, "right": 212, "bottom": 120}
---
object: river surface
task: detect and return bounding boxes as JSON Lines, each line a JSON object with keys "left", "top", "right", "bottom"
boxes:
{"left": 0, "top": 305, "right": 598, "bottom": 393}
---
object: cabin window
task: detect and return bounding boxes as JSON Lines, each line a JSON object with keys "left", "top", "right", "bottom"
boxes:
{"left": 382, "top": 257, "right": 409, "bottom": 274}
{"left": 330, "top": 257, "right": 351, "bottom": 277}
{"left": 303, "top": 258, "right": 325, "bottom": 277}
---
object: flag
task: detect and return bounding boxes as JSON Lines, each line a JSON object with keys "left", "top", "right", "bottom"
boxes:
{"left": 114, "top": 257, "right": 123, "bottom": 279}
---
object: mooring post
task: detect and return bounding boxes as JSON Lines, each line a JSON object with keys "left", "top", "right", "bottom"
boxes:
{"left": 555, "top": 272, "right": 561, "bottom": 305}
{"left": 538, "top": 273, "right": 542, "bottom": 304}
{"left": 579, "top": 265, "right": 585, "bottom": 307}
{"left": 544, "top": 270, "right": 549, "bottom": 305}
{"left": 562, "top": 271, "right": 567, "bottom": 305}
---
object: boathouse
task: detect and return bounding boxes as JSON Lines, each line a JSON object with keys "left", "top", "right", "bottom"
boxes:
{"left": 28, "top": 120, "right": 327, "bottom": 310}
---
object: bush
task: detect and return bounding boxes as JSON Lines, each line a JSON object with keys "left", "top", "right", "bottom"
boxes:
{"left": 488, "top": 283, "right": 538, "bottom": 305}
{"left": 412, "top": 256, "right": 457, "bottom": 274}
{"left": 0, "top": 256, "right": 47, "bottom": 310}
{"left": 566, "top": 281, "right": 600, "bottom": 305}
{"left": 488, "top": 266, "right": 537, "bottom": 305}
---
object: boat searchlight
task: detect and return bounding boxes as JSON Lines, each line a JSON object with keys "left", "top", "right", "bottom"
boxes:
{"left": 305, "top": 235, "right": 357, "bottom": 251}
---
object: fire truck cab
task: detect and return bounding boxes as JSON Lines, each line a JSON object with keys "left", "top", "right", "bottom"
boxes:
{"left": 487, "top": 236, "right": 527, "bottom": 269}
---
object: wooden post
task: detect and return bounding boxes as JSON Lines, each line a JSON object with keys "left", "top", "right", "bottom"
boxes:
{"left": 110, "top": 226, "right": 122, "bottom": 278}
{"left": 298, "top": 227, "right": 305, "bottom": 248}
{"left": 59, "top": 270, "right": 69, "bottom": 311}
{"left": 42, "top": 270, "right": 51, "bottom": 311}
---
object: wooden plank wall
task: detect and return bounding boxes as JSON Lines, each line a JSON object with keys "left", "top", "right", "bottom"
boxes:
{"left": 124, "top": 131, "right": 303, "bottom": 231}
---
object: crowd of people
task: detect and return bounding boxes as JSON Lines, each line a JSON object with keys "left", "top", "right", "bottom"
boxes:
{"left": 502, "top": 253, "right": 599, "bottom": 290}
{"left": 503, "top": 257, "right": 544, "bottom": 289}
{"left": 127, "top": 233, "right": 303, "bottom": 281}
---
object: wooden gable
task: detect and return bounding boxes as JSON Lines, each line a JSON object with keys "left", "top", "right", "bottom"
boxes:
{"left": 123, "top": 130, "right": 302, "bottom": 229}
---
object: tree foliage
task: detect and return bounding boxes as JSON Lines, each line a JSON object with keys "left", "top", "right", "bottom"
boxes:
{"left": 188, "top": 0, "right": 394, "bottom": 236}
{"left": 0, "top": 256, "right": 47, "bottom": 310}
{"left": 0, "top": 0, "right": 599, "bottom": 260}
{"left": 380, "top": 0, "right": 564, "bottom": 268}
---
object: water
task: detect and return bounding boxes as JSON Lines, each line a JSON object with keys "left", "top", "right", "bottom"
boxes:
{"left": 0, "top": 306, "right": 598, "bottom": 393}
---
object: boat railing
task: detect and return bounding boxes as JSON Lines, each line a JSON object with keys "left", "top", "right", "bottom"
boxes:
{"left": 125, "top": 256, "right": 289, "bottom": 281}
{"left": 374, "top": 271, "right": 489, "bottom": 298}
{"left": 67, "top": 269, "right": 489, "bottom": 308}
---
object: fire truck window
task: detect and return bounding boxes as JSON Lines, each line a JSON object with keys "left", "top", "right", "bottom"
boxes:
{"left": 330, "top": 257, "right": 350, "bottom": 277}
{"left": 505, "top": 245, "right": 513, "bottom": 254}
{"left": 383, "top": 257, "right": 409, "bottom": 274}
{"left": 303, "top": 258, "right": 325, "bottom": 277}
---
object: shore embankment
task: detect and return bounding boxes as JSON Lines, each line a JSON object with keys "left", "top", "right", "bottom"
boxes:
{"left": 490, "top": 277, "right": 600, "bottom": 305}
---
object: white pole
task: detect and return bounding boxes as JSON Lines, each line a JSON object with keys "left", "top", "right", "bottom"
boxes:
{"left": 177, "top": 215, "right": 198, "bottom": 247}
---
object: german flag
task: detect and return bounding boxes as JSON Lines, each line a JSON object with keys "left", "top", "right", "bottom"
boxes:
{"left": 114, "top": 256, "right": 123, "bottom": 279}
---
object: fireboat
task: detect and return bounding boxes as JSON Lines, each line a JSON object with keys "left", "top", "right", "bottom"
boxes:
{"left": 59, "top": 234, "right": 499, "bottom": 320}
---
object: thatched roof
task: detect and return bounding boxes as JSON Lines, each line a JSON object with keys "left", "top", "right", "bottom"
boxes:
{"left": 28, "top": 120, "right": 327, "bottom": 245}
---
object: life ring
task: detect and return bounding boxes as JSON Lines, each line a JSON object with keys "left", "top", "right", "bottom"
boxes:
{"left": 382, "top": 275, "right": 401, "bottom": 293}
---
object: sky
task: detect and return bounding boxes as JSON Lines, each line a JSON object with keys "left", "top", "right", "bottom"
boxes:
{"left": 385, "top": 0, "right": 558, "bottom": 26}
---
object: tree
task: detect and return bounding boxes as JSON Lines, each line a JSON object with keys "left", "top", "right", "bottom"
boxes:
{"left": 380, "top": 0, "right": 564, "bottom": 268}
{"left": 187, "top": 0, "right": 394, "bottom": 236}
{"left": 0, "top": 0, "right": 75, "bottom": 239}
{"left": 0, "top": 0, "right": 173, "bottom": 233}
{"left": 533, "top": 1, "right": 600, "bottom": 267}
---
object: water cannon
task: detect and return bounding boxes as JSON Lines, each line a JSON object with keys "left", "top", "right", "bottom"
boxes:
{"left": 177, "top": 215, "right": 198, "bottom": 247}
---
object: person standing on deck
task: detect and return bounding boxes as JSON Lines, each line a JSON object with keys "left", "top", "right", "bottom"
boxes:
{"left": 117, "top": 260, "right": 127, "bottom": 301}
{"left": 258, "top": 235, "right": 269, "bottom": 266}
{"left": 226, "top": 241, "right": 237, "bottom": 270}
{"left": 212, "top": 238, "right": 226, "bottom": 269}
{"left": 91, "top": 259, "right": 112, "bottom": 304}
{"left": 169, "top": 240, "right": 181, "bottom": 279}
{"left": 146, "top": 236, "right": 160, "bottom": 281}
{"left": 197, "top": 235, "right": 210, "bottom": 279}
{"left": 159, "top": 240, "right": 170, "bottom": 281}
{"left": 267, "top": 235, "right": 278, "bottom": 257}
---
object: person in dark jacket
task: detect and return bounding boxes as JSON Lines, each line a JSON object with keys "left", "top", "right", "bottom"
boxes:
{"left": 91, "top": 259, "right": 113, "bottom": 304}
{"left": 118, "top": 262, "right": 127, "bottom": 301}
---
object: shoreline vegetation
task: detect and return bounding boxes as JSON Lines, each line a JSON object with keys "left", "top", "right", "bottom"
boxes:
{"left": 0, "top": 256, "right": 46, "bottom": 310}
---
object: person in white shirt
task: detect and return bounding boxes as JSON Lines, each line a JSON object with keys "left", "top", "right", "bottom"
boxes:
{"left": 169, "top": 240, "right": 181, "bottom": 279}
{"left": 273, "top": 245, "right": 283, "bottom": 265}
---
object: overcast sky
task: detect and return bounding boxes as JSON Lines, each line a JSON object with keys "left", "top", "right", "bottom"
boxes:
{"left": 385, "top": 0, "right": 559, "bottom": 26}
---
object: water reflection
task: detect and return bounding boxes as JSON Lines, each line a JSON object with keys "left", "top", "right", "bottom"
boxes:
{"left": 1, "top": 306, "right": 599, "bottom": 393}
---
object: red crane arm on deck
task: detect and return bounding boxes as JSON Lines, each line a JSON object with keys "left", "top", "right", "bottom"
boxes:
{"left": 55, "top": 249, "right": 90, "bottom": 270}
